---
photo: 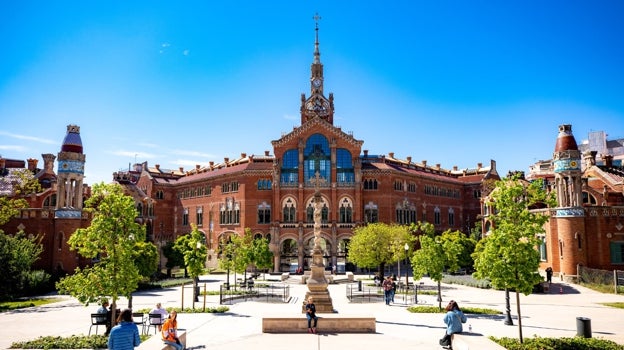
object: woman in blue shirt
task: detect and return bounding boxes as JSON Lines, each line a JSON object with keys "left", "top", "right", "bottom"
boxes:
{"left": 439, "top": 300, "right": 467, "bottom": 349}
{"left": 108, "top": 308, "right": 141, "bottom": 350}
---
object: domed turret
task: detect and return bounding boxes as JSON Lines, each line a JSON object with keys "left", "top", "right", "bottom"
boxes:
{"left": 60, "top": 125, "right": 83, "bottom": 153}
{"left": 56, "top": 124, "right": 86, "bottom": 214}
{"left": 554, "top": 124, "right": 578, "bottom": 153}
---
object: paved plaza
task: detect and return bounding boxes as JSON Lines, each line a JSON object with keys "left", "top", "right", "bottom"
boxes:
{"left": 2, "top": 274, "right": 623, "bottom": 349}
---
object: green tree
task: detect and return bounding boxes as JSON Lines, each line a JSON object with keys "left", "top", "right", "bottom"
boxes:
{"left": 0, "top": 168, "right": 42, "bottom": 225}
{"left": 248, "top": 235, "right": 273, "bottom": 276}
{"left": 348, "top": 223, "right": 412, "bottom": 279}
{"left": 410, "top": 224, "right": 462, "bottom": 309}
{"left": 178, "top": 224, "right": 207, "bottom": 305}
{"left": 440, "top": 230, "right": 477, "bottom": 272}
{"left": 56, "top": 182, "right": 145, "bottom": 324}
{"left": 162, "top": 241, "right": 184, "bottom": 277}
{"left": 0, "top": 232, "right": 47, "bottom": 300}
{"left": 218, "top": 235, "right": 238, "bottom": 289}
{"left": 472, "top": 175, "right": 554, "bottom": 343}
{"left": 0, "top": 169, "right": 48, "bottom": 300}
{"left": 132, "top": 240, "right": 159, "bottom": 278}
{"left": 236, "top": 228, "right": 274, "bottom": 280}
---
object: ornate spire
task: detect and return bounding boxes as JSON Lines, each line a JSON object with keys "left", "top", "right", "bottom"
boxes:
{"left": 313, "top": 13, "right": 321, "bottom": 64}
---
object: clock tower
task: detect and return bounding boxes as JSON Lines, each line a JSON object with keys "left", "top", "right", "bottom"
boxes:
{"left": 301, "top": 13, "right": 334, "bottom": 124}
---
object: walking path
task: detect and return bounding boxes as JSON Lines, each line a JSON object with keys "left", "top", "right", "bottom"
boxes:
{"left": 2, "top": 274, "right": 623, "bottom": 349}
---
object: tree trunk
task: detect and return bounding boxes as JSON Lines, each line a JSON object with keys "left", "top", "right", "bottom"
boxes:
{"left": 516, "top": 290, "right": 523, "bottom": 343}
{"left": 437, "top": 280, "right": 442, "bottom": 309}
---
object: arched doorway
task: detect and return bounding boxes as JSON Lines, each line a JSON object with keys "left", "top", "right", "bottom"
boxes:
{"left": 303, "top": 236, "right": 332, "bottom": 271}
{"left": 279, "top": 238, "right": 298, "bottom": 272}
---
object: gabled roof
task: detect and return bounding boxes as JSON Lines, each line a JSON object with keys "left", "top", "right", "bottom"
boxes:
{"left": 584, "top": 165, "right": 624, "bottom": 193}
{"left": 272, "top": 116, "right": 363, "bottom": 149}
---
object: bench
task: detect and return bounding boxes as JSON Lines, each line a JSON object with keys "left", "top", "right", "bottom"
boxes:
{"left": 136, "top": 330, "right": 187, "bottom": 350}
{"left": 262, "top": 314, "right": 376, "bottom": 333}
{"left": 452, "top": 333, "right": 506, "bottom": 350}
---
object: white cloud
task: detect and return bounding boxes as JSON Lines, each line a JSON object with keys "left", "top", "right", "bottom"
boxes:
{"left": 174, "top": 159, "right": 206, "bottom": 167}
{"left": 110, "top": 150, "right": 158, "bottom": 159}
{"left": 137, "top": 142, "right": 159, "bottom": 148}
{"left": 169, "top": 149, "right": 215, "bottom": 158}
{"left": 160, "top": 42, "right": 171, "bottom": 54}
{"left": 0, "top": 131, "right": 56, "bottom": 144}
{"left": 0, "top": 145, "right": 27, "bottom": 152}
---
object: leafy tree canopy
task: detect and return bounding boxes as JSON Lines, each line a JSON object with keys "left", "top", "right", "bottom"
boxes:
{"left": 348, "top": 223, "right": 413, "bottom": 276}
{"left": 473, "top": 176, "right": 554, "bottom": 294}
{"left": 56, "top": 182, "right": 145, "bottom": 309}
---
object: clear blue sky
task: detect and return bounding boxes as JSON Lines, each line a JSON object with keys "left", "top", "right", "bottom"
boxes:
{"left": 2, "top": 1, "right": 623, "bottom": 185}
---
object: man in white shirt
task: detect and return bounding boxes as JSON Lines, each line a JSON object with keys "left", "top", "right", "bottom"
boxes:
{"left": 149, "top": 302, "right": 168, "bottom": 331}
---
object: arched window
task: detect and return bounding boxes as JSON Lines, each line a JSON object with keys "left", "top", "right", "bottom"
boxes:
{"left": 434, "top": 207, "right": 441, "bottom": 225}
{"left": 282, "top": 198, "right": 296, "bottom": 223}
{"left": 395, "top": 200, "right": 416, "bottom": 225}
{"left": 582, "top": 191, "right": 597, "bottom": 205}
{"left": 364, "top": 178, "right": 378, "bottom": 190}
{"left": 306, "top": 197, "right": 328, "bottom": 223}
{"left": 448, "top": 208, "right": 455, "bottom": 226}
{"left": 43, "top": 194, "right": 57, "bottom": 208}
{"left": 281, "top": 149, "right": 299, "bottom": 184}
{"left": 364, "top": 202, "right": 378, "bottom": 223}
{"left": 336, "top": 149, "right": 354, "bottom": 184}
{"left": 338, "top": 197, "right": 353, "bottom": 223}
{"left": 258, "top": 202, "right": 271, "bottom": 224}
{"left": 304, "top": 134, "right": 330, "bottom": 183}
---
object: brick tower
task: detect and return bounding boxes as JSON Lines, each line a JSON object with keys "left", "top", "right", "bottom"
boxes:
{"left": 552, "top": 124, "right": 586, "bottom": 279}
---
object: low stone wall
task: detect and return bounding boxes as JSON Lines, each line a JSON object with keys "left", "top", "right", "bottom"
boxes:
{"left": 262, "top": 314, "right": 376, "bottom": 333}
{"left": 452, "top": 333, "right": 506, "bottom": 350}
{"left": 137, "top": 330, "right": 187, "bottom": 350}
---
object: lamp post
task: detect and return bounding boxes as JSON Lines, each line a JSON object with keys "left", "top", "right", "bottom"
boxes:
{"left": 193, "top": 241, "right": 201, "bottom": 303}
{"left": 404, "top": 243, "right": 409, "bottom": 303}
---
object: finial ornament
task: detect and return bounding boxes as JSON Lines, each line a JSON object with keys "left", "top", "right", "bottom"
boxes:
{"left": 313, "top": 12, "right": 321, "bottom": 27}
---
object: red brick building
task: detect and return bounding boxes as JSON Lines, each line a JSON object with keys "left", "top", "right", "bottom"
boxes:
{"left": 0, "top": 125, "right": 92, "bottom": 275}
{"left": 113, "top": 25, "right": 498, "bottom": 273}
{"left": 522, "top": 125, "right": 623, "bottom": 280}
{"left": 1, "top": 26, "right": 498, "bottom": 275}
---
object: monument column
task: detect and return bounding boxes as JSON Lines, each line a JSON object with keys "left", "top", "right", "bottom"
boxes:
{"left": 303, "top": 172, "right": 334, "bottom": 313}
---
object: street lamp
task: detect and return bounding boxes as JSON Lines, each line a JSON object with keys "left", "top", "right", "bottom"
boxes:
{"left": 404, "top": 243, "right": 409, "bottom": 302}
{"left": 193, "top": 241, "right": 201, "bottom": 303}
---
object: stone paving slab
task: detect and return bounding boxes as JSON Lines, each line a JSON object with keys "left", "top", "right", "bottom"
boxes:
{"left": 2, "top": 275, "right": 623, "bottom": 350}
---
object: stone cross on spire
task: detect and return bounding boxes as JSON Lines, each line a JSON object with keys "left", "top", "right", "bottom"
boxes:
{"left": 313, "top": 13, "right": 321, "bottom": 64}
{"left": 310, "top": 171, "right": 326, "bottom": 196}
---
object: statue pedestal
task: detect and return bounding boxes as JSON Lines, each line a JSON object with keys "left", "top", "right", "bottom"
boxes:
{"left": 303, "top": 265, "right": 334, "bottom": 313}
{"left": 303, "top": 186, "right": 334, "bottom": 313}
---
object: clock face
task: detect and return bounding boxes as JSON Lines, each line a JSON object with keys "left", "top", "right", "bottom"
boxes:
{"left": 312, "top": 78, "right": 322, "bottom": 87}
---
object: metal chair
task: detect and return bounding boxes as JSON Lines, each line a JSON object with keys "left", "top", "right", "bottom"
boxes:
{"left": 132, "top": 312, "right": 147, "bottom": 335}
{"left": 89, "top": 313, "right": 108, "bottom": 335}
{"left": 146, "top": 313, "right": 164, "bottom": 335}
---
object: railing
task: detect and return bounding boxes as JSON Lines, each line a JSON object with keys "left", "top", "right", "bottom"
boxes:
{"left": 219, "top": 281, "right": 290, "bottom": 304}
{"left": 345, "top": 281, "right": 425, "bottom": 304}
{"left": 345, "top": 282, "right": 383, "bottom": 303}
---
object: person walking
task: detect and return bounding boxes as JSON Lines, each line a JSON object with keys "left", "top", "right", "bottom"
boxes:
{"left": 107, "top": 309, "right": 141, "bottom": 350}
{"left": 546, "top": 267, "right": 553, "bottom": 284}
{"left": 162, "top": 310, "right": 184, "bottom": 350}
{"left": 382, "top": 276, "right": 393, "bottom": 305}
{"left": 439, "top": 300, "right": 467, "bottom": 349}
{"left": 305, "top": 297, "right": 318, "bottom": 334}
